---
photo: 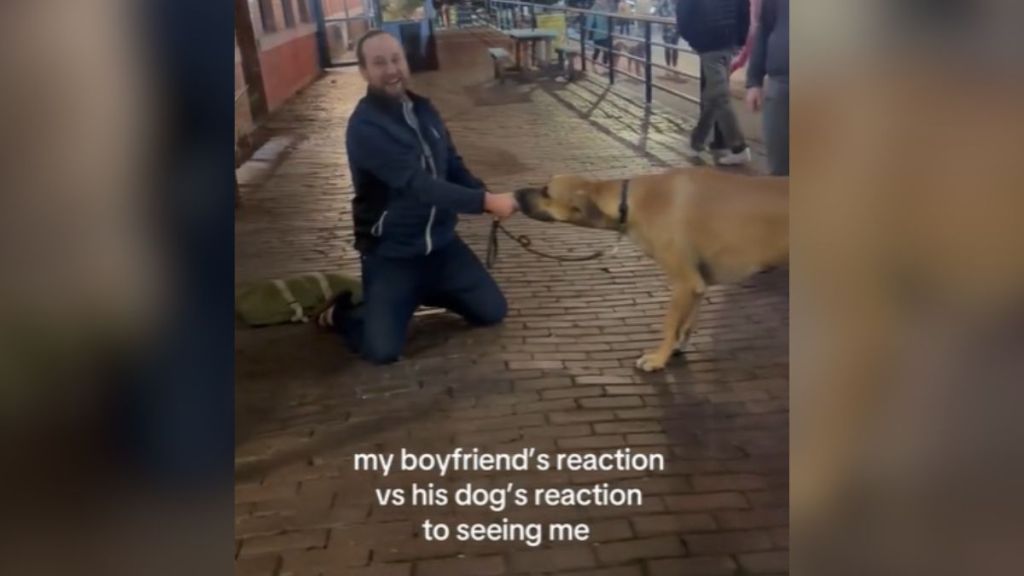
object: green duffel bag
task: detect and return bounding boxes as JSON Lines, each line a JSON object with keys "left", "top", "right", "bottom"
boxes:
{"left": 235, "top": 271, "right": 362, "bottom": 327}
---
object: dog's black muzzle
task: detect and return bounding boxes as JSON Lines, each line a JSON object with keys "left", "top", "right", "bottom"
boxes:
{"left": 514, "top": 187, "right": 555, "bottom": 222}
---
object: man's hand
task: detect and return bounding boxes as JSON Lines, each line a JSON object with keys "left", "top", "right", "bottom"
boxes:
{"left": 746, "top": 86, "right": 764, "bottom": 112}
{"left": 484, "top": 192, "right": 518, "bottom": 220}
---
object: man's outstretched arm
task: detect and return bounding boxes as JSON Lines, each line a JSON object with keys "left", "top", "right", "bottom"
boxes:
{"left": 347, "top": 120, "right": 485, "bottom": 214}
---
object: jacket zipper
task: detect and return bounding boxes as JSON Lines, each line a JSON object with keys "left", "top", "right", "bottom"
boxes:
{"left": 371, "top": 210, "right": 388, "bottom": 237}
{"left": 424, "top": 206, "right": 436, "bottom": 255}
{"left": 401, "top": 98, "right": 440, "bottom": 256}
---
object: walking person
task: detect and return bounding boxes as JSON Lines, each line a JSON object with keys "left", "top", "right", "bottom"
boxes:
{"left": 587, "top": 0, "right": 613, "bottom": 70}
{"left": 617, "top": 0, "right": 633, "bottom": 36}
{"left": 654, "top": 0, "right": 680, "bottom": 70}
{"left": 746, "top": 0, "right": 788, "bottom": 175}
{"left": 677, "top": 0, "right": 752, "bottom": 165}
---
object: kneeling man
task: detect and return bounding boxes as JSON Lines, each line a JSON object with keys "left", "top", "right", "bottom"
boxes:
{"left": 321, "top": 31, "right": 518, "bottom": 364}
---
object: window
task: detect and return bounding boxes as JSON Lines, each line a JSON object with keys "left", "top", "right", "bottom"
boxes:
{"left": 258, "top": 0, "right": 277, "bottom": 33}
{"left": 281, "top": 0, "right": 296, "bottom": 28}
{"left": 297, "top": 0, "right": 312, "bottom": 23}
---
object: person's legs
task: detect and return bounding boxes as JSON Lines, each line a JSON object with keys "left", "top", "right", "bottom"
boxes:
{"left": 422, "top": 237, "right": 507, "bottom": 327}
{"left": 334, "top": 253, "right": 421, "bottom": 364}
{"left": 710, "top": 101, "right": 727, "bottom": 153}
{"left": 689, "top": 52, "right": 717, "bottom": 150}
{"left": 763, "top": 75, "right": 790, "bottom": 176}
{"left": 710, "top": 126, "right": 727, "bottom": 151}
{"left": 701, "top": 49, "right": 747, "bottom": 154}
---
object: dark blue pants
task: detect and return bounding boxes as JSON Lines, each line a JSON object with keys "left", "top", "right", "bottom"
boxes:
{"left": 334, "top": 237, "right": 507, "bottom": 364}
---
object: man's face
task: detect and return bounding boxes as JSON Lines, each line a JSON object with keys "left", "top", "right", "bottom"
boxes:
{"left": 359, "top": 33, "right": 410, "bottom": 98}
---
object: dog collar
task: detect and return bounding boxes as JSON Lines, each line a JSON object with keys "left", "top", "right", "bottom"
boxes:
{"left": 618, "top": 179, "right": 630, "bottom": 229}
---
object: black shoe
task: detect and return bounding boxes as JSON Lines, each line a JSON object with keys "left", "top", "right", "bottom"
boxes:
{"left": 315, "top": 290, "right": 354, "bottom": 329}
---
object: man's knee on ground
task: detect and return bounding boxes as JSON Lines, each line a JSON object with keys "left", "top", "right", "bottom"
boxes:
{"left": 470, "top": 290, "right": 508, "bottom": 327}
{"left": 360, "top": 337, "right": 404, "bottom": 365}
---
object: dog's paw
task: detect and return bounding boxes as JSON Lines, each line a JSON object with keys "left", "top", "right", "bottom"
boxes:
{"left": 635, "top": 352, "right": 668, "bottom": 372}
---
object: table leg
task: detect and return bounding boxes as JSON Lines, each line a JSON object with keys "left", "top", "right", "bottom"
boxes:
{"left": 515, "top": 40, "right": 522, "bottom": 70}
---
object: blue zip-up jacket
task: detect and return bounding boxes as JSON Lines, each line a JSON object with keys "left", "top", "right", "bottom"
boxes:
{"left": 346, "top": 89, "right": 487, "bottom": 258}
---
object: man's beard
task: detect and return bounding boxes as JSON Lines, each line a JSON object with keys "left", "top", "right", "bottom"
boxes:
{"left": 368, "top": 79, "right": 409, "bottom": 99}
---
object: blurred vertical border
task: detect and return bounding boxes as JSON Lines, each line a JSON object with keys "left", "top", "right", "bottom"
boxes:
{"left": 0, "top": 0, "right": 234, "bottom": 574}
{"left": 792, "top": 0, "right": 1024, "bottom": 574}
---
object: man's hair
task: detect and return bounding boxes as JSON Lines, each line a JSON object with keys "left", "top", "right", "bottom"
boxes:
{"left": 356, "top": 30, "right": 393, "bottom": 68}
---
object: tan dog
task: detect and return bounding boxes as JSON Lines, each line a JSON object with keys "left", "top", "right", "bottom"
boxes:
{"left": 515, "top": 167, "right": 789, "bottom": 372}
{"left": 613, "top": 40, "right": 645, "bottom": 77}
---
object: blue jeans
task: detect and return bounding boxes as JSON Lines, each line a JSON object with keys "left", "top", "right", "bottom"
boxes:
{"left": 334, "top": 237, "right": 507, "bottom": 364}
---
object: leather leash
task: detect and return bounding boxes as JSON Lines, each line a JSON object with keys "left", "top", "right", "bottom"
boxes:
{"left": 485, "top": 180, "right": 630, "bottom": 269}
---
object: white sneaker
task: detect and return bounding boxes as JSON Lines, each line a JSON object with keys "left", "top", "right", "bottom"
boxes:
{"left": 682, "top": 143, "right": 705, "bottom": 159}
{"left": 715, "top": 147, "right": 752, "bottom": 166}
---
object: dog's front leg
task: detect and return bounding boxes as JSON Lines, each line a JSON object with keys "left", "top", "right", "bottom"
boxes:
{"left": 675, "top": 292, "right": 705, "bottom": 352}
{"left": 636, "top": 284, "right": 698, "bottom": 372}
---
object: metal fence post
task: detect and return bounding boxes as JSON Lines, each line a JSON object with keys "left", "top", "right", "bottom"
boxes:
{"left": 310, "top": 0, "right": 330, "bottom": 70}
{"left": 580, "top": 11, "right": 587, "bottom": 73}
{"left": 607, "top": 15, "right": 615, "bottom": 85}
{"left": 643, "top": 20, "right": 652, "bottom": 105}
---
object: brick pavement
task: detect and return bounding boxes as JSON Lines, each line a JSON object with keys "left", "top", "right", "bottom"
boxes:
{"left": 235, "top": 29, "right": 787, "bottom": 576}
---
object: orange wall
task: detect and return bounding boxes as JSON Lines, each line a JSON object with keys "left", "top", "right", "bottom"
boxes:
{"left": 258, "top": 32, "right": 321, "bottom": 111}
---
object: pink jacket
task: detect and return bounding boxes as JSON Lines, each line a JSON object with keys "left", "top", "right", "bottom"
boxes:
{"left": 730, "top": 0, "right": 762, "bottom": 74}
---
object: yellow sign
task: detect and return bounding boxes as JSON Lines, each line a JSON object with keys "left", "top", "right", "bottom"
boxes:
{"left": 535, "top": 13, "right": 567, "bottom": 50}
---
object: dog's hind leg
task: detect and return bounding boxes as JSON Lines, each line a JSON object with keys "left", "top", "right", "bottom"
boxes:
{"left": 637, "top": 280, "right": 701, "bottom": 372}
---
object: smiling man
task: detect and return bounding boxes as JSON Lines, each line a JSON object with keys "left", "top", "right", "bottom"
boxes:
{"left": 320, "top": 31, "right": 518, "bottom": 365}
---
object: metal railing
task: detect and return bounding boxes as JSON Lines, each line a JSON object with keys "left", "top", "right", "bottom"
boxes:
{"left": 481, "top": 0, "right": 700, "bottom": 106}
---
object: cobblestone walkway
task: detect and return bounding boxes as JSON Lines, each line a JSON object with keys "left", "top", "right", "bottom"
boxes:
{"left": 235, "top": 29, "right": 787, "bottom": 576}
